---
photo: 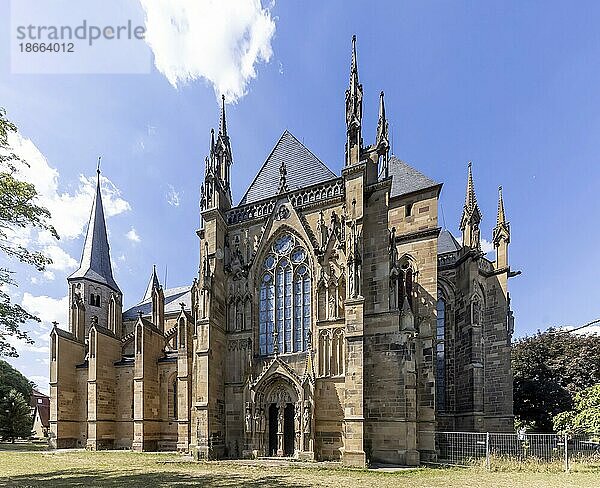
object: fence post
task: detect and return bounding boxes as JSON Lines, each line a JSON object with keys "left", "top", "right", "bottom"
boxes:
{"left": 485, "top": 432, "right": 490, "bottom": 470}
{"left": 564, "top": 433, "right": 569, "bottom": 473}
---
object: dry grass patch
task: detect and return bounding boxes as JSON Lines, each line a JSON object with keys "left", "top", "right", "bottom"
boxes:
{"left": 0, "top": 450, "right": 598, "bottom": 487}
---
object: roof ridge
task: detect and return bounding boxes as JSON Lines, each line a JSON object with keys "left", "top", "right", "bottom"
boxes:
{"left": 239, "top": 130, "right": 336, "bottom": 206}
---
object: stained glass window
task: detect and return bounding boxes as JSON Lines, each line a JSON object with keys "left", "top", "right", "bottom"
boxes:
{"left": 259, "top": 234, "right": 311, "bottom": 355}
{"left": 436, "top": 291, "right": 446, "bottom": 412}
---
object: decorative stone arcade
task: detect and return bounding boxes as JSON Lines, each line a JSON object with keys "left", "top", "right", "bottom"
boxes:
{"left": 245, "top": 359, "right": 314, "bottom": 459}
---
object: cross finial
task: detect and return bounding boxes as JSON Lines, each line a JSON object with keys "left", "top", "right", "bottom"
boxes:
{"left": 97, "top": 156, "right": 101, "bottom": 175}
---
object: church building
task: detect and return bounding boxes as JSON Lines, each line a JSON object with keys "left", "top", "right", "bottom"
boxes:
{"left": 49, "top": 37, "right": 516, "bottom": 466}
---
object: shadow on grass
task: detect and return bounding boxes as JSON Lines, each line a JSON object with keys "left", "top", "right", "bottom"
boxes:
{"left": 0, "top": 442, "right": 50, "bottom": 452}
{"left": 0, "top": 468, "right": 309, "bottom": 488}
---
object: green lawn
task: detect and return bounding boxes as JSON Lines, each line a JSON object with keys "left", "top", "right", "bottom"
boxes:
{"left": 0, "top": 449, "right": 598, "bottom": 487}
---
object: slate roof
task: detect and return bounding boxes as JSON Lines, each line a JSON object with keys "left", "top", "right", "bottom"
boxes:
{"left": 387, "top": 156, "right": 440, "bottom": 198}
{"left": 239, "top": 130, "right": 337, "bottom": 206}
{"left": 68, "top": 172, "right": 120, "bottom": 293}
{"left": 122, "top": 285, "right": 191, "bottom": 321}
{"left": 438, "top": 229, "right": 462, "bottom": 255}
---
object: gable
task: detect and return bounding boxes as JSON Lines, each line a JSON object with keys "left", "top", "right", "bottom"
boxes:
{"left": 239, "top": 130, "right": 337, "bottom": 206}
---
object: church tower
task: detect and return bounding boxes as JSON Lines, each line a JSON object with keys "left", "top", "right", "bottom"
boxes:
{"left": 67, "top": 164, "right": 122, "bottom": 340}
{"left": 192, "top": 99, "right": 232, "bottom": 459}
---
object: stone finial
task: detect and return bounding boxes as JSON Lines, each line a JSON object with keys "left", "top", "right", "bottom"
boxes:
{"left": 278, "top": 161, "right": 288, "bottom": 194}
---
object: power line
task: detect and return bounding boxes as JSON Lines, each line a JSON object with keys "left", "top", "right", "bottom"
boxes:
{"left": 555, "top": 318, "right": 600, "bottom": 334}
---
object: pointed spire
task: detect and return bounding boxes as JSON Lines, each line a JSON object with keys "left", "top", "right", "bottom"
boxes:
{"left": 345, "top": 35, "right": 364, "bottom": 166}
{"left": 350, "top": 34, "right": 359, "bottom": 89}
{"left": 497, "top": 186, "right": 506, "bottom": 226}
{"left": 142, "top": 265, "right": 161, "bottom": 302}
{"left": 210, "top": 128, "right": 215, "bottom": 157}
{"left": 69, "top": 162, "right": 120, "bottom": 293}
{"left": 493, "top": 185, "right": 510, "bottom": 249}
{"left": 376, "top": 91, "right": 390, "bottom": 181}
{"left": 464, "top": 162, "right": 478, "bottom": 212}
{"left": 460, "top": 162, "right": 482, "bottom": 250}
{"left": 219, "top": 94, "right": 227, "bottom": 137}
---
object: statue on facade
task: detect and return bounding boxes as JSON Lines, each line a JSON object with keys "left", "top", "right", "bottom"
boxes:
{"left": 303, "top": 403, "right": 311, "bottom": 434}
{"left": 317, "top": 209, "right": 328, "bottom": 249}
{"left": 329, "top": 294, "right": 336, "bottom": 320}
{"left": 245, "top": 403, "right": 252, "bottom": 433}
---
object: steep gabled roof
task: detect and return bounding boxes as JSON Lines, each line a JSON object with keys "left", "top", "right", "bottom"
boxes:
{"left": 239, "top": 130, "right": 336, "bottom": 206}
{"left": 387, "top": 156, "right": 439, "bottom": 198}
{"left": 438, "top": 229, "right": 462, "bottom": 255}
{"left": 68, "top": 170, "right": 120, "bottom": 293}
{"left": 122, "top": 285, "right": 191, "bottom": 321}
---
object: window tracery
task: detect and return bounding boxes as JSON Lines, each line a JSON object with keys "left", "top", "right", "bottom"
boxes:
{"left": 259, "top": 233, "right": 311, "bottom": 355}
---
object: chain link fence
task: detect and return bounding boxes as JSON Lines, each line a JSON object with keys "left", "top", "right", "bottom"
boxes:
{"left": 427, "top": 431, "right": 600, "bottom": 471}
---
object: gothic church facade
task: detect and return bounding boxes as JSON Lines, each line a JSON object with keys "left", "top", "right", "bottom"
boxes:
{"left": 50, "top": 37, "right": 516, "bottom": 466}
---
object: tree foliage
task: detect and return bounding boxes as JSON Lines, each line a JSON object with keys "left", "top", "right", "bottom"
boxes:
{"left": 0, "top": 359, "right": 33, "bottom": 402}
{"left": 553, "top": 384, "right": 600, "bottom": 435}
{"left": 0, "top": 388, "right": 32, "bottom": 442}
{"left": 512, "top": 329, "right": 600, "bottom": 432}
{"left": 0, "top": 107, "right": 58, "bottom": 357}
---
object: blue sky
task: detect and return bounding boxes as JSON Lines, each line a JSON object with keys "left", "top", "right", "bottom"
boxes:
{"left": 1, "top": 0, "right": 600, "bottom": 391}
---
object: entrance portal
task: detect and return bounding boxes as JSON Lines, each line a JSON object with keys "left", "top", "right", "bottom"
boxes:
{"left": 284, "top": 403, "right": 295, "bottom": 456}
{"left": 267, "top": 402, "right": 296, "bottom": 457}
{"left": 268, "top": 403, "right": 278, "bottom": 456}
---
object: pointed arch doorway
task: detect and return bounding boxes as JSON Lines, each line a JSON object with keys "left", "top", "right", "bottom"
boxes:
{"left": 267, "top": 397, "right": 295, "bottom": 456}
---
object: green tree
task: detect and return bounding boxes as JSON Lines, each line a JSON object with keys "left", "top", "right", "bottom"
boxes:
{"left": 0, "top": 107, "right": 58, "bottom": 357}
{"left": 0, "top": 388, "right": 32, "bottom": 442}
{"left": 512, "top": 329, "right": 600, "bottom": 432}
{"left": 0, "top": 359, "right": 33, "bottom": 402}
{"left": 553, "top": 384, "right": 600, "bottom": 435}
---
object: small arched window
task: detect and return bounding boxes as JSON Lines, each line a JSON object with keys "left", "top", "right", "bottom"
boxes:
{"left": 178, "top": 318, "right": 186, "bottom": 348}
{"left": 172, "top": 379, "right": 178, "bottom": 419}
{"left": 471, "top": 295, "right": 482, "bottom": 325}
{"left": 89, "top": 330, "right": 96, "bottom": 359}
{"left": 51, "top": 334, "right": 57, "bottom": 361}
{"left": 259, "top": 234, "right": 311, "bottom": 355}
{"left": 135, "top": 325, "right": 142, "bottom": 355}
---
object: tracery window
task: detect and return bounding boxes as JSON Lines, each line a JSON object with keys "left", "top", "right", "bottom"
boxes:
{"left": 436, "top": 290, "right": 446, "bottom": 412}
{"left": 259, "top": 234, "right": 311, "bottom": 356}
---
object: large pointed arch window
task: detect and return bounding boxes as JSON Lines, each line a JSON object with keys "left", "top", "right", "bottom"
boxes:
{"left": 436, "top": 289, "right": 446, "bottom": 412}
{"left": 259, "top": 234, "right": 311, "bottom": 356}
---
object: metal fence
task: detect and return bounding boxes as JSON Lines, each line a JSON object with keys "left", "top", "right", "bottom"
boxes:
{"left": 428, "top": 431, "right": 600, "bottom": 471}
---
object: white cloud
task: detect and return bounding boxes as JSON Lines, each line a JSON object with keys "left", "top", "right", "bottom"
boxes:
{"left": 481, "top": 238, "right": 494, "bottom": 255}
{"left": 166, "top": 185, "right": 181, "bottom": 207}
{"left": 0, "top": 132, "right": 131, "bottom": 286}
{"left": 562, "top": 324, "right": 600, "bottom": 336}
{"left": 126, "top": 227, "right": 141, "bottom": 243}
{"left": 3, "top": 132, "right": 131, "bottom": 241}
{"left": 139, "top": 0, "right": 276, "bottom": 102}
{"left": 29, "top": 375, "right": 50, "bottom": 395}
{"left": 21, "top": 293, "right": 69, "bottom": 328}
{"left": 43, "top": 245, "right": 78, "bottom": 273}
